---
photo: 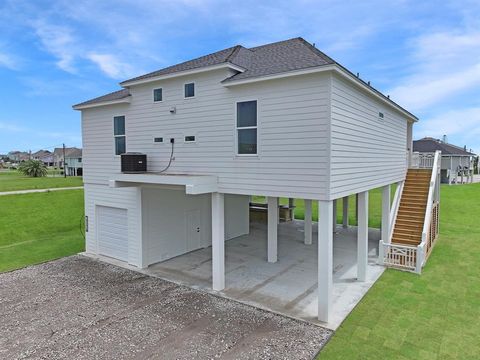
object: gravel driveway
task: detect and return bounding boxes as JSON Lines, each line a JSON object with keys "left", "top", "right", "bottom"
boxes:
{"left": 0, "top": 256, "right": 331, "bottom": 359}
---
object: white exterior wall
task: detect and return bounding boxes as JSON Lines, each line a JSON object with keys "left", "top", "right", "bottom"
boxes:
{"left": 142, "top": 187, "right": 212, "bottom": 265}
{"left": 82, "top": 104, "right": 129, "bottom": 185}
{"left": 143, "top": 190, "right": 249, "bottom": 266}
{"left": 329, "top": 74, "right": 409, "bottom": 199}
{"left": 84, "top": 183, "right": 250, "bottom": 266}
{"left": 84, "top": 183, "right": 142, "bottom": 266}
{"left": 82, "top": 69, "right": 330, "bottom": 200}
{"left": 225, "top": 194, "right": 250, "bottom": 239}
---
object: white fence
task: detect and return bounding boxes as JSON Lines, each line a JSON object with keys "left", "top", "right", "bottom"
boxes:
{"left": 411, "top": 152, "right": 436, "bottom": 169}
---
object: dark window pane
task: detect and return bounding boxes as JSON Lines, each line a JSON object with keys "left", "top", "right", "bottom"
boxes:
{"left": 115, "top": 136, "right": 126, "bottom": 155}
{"left": 237, "top": 101, "right": 257, "bottom": 127}
{"left": 184, "top": 83, "right": 195, "bottom": 98}
{"left": 153, "top": 88, "right": 162, "bottom": 102}
{"left": 185, "top": 135, "right": 196, "bottom": 142}
{"left": 238, "top": 129, "right": 257, "bottom": 154}
{"left": 114, "top": 116, "right": 125, "bottom": 135}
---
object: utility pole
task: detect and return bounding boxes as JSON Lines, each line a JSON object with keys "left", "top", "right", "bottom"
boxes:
{"left": 63, "top": 143, "right": 66, "bottom": 178}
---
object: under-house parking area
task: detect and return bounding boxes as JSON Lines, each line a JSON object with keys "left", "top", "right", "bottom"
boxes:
{"left": 145, "top": 220, "right": 384, "bottom": 330}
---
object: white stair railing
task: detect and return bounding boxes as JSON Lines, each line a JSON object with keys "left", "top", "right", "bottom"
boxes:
{"left": 415, "top": 150, "right": 441, "bottom": 273}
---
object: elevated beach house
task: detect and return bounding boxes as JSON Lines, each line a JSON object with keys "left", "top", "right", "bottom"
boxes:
{"left": 73, "top": 38, "right": 440, "bottom": 326}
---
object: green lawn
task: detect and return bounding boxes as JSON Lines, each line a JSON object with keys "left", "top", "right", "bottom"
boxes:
{"left": 254, "top": 185, "right": 396, "bottom": 229}
{"left": 0, "top": 189, "right": 85, "bottom": 272}
{"left": 319, "top": 183, "right": 480, "bottom": 359}
{"left": 0, "top": 170, "right": 83, "bottom": 192}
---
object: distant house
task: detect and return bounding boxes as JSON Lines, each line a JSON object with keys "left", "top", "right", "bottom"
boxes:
{"left": 413, "top": 137, "right": 476, "bottom": 184}
{"left": 8, "top": 151, "right": 29, "bottom": 162}
{"left": 64, "top": 148, "right": 82, "bottom": 176}
{"left": 53, "top": 147, "right": 82, "bottom": 169}
{"left": 32, "top": 150, "right": 54, "bottom": 166}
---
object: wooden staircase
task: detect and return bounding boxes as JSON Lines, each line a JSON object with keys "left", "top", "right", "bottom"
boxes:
{"left": 391, "top": 169, "right": 431, "bottom": 246}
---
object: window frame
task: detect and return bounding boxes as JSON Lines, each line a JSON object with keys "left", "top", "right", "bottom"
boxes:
{"left": 184, "top": 135, "right": 197, "bottom": 143}
{"left": 235, "top": 99, "right": 259, "bottom": 157}
{"left": 113, "top": 115, "right": 126, "bottom": 156}
{"left": 153, "top": 88, "right": 163, "bottom": 102}
{"left": 184, "top": 82, "right": 196, "bottom": 99}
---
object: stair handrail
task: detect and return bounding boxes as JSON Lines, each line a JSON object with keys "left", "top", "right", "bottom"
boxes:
{"left": 418, "top": 150, "right": 441, "bottom": 265}
{"left": 388, "top": 180, "right": 404, "bottom": 242}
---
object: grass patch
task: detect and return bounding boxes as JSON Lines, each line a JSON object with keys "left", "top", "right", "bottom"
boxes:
{"left": 253, "top": 185, "right": 396, "bottom": 228}
{"left": 0, "top": 189, "right": 85, "bottom": 272}
{"left": 319, "top": 183, "right": 480, "bottom": 359}
{"left": 0, "top": 170, "right": 83, "bottom": 192}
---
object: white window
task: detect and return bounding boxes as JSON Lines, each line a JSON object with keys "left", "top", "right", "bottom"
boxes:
{"left": 184, "top": 82, "right": 195, "bottom": 98}
{"left": 236, "top": 100, "right": 257, "bottom": 155}
{"left": 184, "top": 135, "right": 196, "bottom": 143}
{"left": 114, "top": 116, "right": 126, "bottom": 155}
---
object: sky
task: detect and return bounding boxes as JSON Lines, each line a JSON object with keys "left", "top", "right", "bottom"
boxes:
{"left": 0, "top": 0, "right": 479, "bottom": 154}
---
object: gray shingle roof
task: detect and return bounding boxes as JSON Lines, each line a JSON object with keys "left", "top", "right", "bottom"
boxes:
{"left": 74, "top": 89, "right": 130, "bottom": 108}
{"left": 413, "top": 138, "right": 476, "bottom": 156}
{"left": 73, "top": 37, "right": 415, "bottom": 119}
{"left": 120, "top": 45, "right": 248, "bottom": 85}
{"left": 222, "top": 38, "right": 334, "bottom": 82}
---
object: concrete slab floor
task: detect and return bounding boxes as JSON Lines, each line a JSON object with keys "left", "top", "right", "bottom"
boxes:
{"left": 145, "top": 220, "right": 385, "bottom": 330}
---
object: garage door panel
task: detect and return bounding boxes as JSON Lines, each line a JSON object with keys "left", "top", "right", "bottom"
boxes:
{"left": 97, "top": 206, "right": 128, "bottom": 262}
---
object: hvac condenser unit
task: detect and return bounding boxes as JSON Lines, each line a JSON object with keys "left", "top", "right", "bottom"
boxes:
{"left": 121, "top": 153, "right": 147, "bottom": 173}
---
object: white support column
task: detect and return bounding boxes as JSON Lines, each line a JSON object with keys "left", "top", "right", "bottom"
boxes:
{"left": 381, "top": 185, "right": 391, "bottom": 243}
{"left": 304, "top": 199, "right": 312, "bottom": 245}
{"left": 357, "top": 191, "right": 369, "bottom": 282}
{"left": 212, "top": 192, "right": 225, "bottom": 291}
{"left": 267, "top": 196, "right": 278, "bottom": 263}
{"left": 332, "top": 199, "right": 337, "bottom": 233}
{"left": 342, "top": 196, "right": 349, "bottom": 228}
{"left": 318, "top": 200, "right": 333, "bottom": 323}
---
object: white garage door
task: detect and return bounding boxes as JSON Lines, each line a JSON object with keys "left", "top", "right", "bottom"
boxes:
{"left": 97, "top": 206, "right": 128, "bottom": 262}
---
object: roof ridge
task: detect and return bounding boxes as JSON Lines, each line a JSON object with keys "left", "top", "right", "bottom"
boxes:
{"left": 225, "top": 45, "right": 242, "bottom": 62}
{"left": 296, "top": 37, "right": 336, "bottom": 65}
{"left": 248, "top": 37, "right": 304, "bottom": 51}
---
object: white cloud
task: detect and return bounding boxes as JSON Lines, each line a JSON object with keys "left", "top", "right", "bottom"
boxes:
{"left": 33, "top": 20, "right": 77, "bottom": 73}
{"left": 389, "top": 30, "right": 480, "bottom": 111}
{"left": 0, "top": 52, "right": 18, "bottom": 70}
{"left": 86, "top": 53, "right": 138, "bottom": 79}
{"left": 0, "top": 121, "right": 27, "bottom": 132}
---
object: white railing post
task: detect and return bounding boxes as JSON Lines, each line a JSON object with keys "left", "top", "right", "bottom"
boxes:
{"left": 378, "top": 240, "right": 385, "bottom": 265}
{"left": 415, "top": 243, "right": 425, "bottom": 274}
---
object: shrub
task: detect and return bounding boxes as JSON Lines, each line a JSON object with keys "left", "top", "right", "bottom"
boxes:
{"left": 18, "top": 160, "right": 48, "bottom": 177}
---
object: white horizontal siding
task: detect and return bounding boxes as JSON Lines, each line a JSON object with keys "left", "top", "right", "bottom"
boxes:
{"left": 329, "top": 74, "right": 408, "bottom": 199}
{"left": 79, "top": 69, "right": 330, "bottom": 199}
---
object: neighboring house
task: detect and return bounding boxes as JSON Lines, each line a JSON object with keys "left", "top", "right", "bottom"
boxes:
{"left": 32, "top": 150, "right": 54, "bottom": 166}
{"left": 413, "top": 137, "right": 476, "bottom": 184}
{"left": 8, "top": 151, "right": 29, "bottom": 162}
{"left": 64, "top": 148, "right": 83, "bottom": 176}
{"left": 53, "top": 147, "right": 81, "bottom": 168}
{"left": 73, "top": 37, "right": 439, "bottom": 324}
